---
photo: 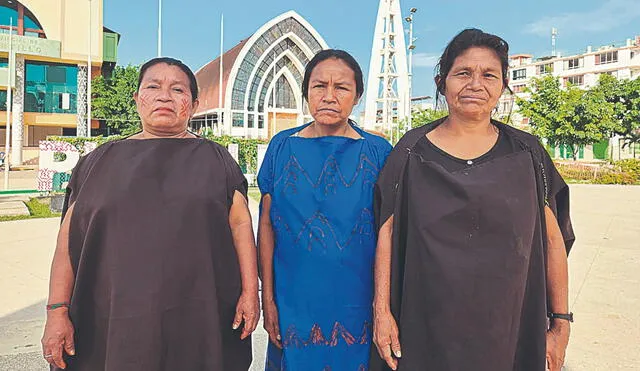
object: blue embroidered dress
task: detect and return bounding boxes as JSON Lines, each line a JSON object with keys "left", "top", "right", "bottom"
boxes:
{"left": 258, "top": 122, "right": 391, "bottom": 371}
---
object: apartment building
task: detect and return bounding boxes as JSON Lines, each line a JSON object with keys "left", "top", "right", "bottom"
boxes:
{"left": 500, "top": 35, "right": 640, "bottom": 160}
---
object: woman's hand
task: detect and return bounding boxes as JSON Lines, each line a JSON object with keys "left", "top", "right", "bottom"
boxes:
{"left": 546, "top": 321, "right": 570, "bottom": 371}
{"left": 41, "top": 309, "right": 75, "bottom": 369}
{"left": 262, "top": 297, "right": 282, "bottom": 349}
{"left": 373, "top": 308, "right": 402, "bottom": 370}
{"left": 233, "top": 290, "right": 260, "bottom": 340}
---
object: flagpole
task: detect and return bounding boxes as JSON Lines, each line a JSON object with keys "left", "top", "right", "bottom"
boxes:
{"left": 3, "top": 18, "right": 13, "bottom": 190}
{"left": 218, "top": 13, "right": 223, "bottom": 135}
{"left": 87, "top": 0, "right": 92, "bottom": 138}
{"left": 271, "top": 50, "right": 276, "bottom": 138}
{"left": 157, "top": 0, "right": 162, "bottom": 56}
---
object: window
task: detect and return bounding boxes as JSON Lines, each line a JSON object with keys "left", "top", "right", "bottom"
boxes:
{"left": 232, "top": 112, "right": 244, "bottom": 128}
{"left": 247, "top": 114, "right": 254, "bottom": 128}
{"left": 512, "top": 69, "right": 527, "bottom": 80}
{"left": 0, "top": 2, "right": 46, "bottom": 37}
{"left": 0, "top": 57, "right": 7, "bottom": 68}
{"left": 247, "top": 41, "right": 304, "bottom": 113}
{"left": 24, "top": 61, "right": 78, "bottom": 114}
{"left": 0, "top": 89, "right": 12, "bottom": 111}
{"left": 512, "top": 84, "right": 526, "bottom": 93}
{"left": 566, "top": 75, "right": 584, "bottom": 86}
{"left": 231, "top": 17, "right": 320, "bottom": 111}
{"left": 269, "top": 75, "right": 297, "bottom": 109}
{"left": 565, "top": 58, "right": 582, "bottom": 70}
{"left": 537, "top": 63, "right": 553, "bottom": 75}
{"left": 258, "top": 114, "right": 264, "bottom": 129}
{"left": 595, "top": 51, "right": 618, "bottom": 65}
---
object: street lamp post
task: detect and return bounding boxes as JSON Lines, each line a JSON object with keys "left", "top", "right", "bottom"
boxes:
{"left": 87, "top": 0, "right": 92, "bottom": 138}
{"left": 3, "top": 18, "right": 13, "bottom": 190}
{"left": 405, "top": 7, "right": 417, "bottom": 134}
{"left": 158, "top": 0, "right": 162, "bottom": 57}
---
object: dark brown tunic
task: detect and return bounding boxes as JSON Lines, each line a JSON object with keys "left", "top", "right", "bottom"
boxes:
{"left": 56, "top": 138, "right": 251, "bottom": 371}
{"left": 370, "top": 119, "right": 575, "bottom": 371}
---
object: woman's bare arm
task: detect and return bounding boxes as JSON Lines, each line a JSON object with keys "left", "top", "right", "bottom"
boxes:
{"left": 544, "top": 206, "right": 570, "bottom": 371}
{"left": 228, "top": 191, "right": 260, "bottom": 339}
{"left": 42, "top": 204, "right": 77, "bottom": 369}
{"left": 47, "top": 203, "right": 76, "bottom": 310}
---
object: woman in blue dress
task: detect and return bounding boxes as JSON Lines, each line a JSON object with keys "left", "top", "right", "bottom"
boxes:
{"left": 258, "top": 49, "right": 392, "bottom": 370}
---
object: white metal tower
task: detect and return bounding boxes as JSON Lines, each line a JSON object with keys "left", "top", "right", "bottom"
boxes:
{"left": 364, "top": 0, "right": 409, "bottom": 138}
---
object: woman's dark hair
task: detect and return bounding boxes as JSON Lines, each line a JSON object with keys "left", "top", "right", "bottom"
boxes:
{"left": 137, "top": 57, "right": 199, "bottom": 102}
{"left": 434, "top": 28, "right": 511, "bottom": 102}
{"left": 302, "top": 49, "right": 364, "bottom": 101}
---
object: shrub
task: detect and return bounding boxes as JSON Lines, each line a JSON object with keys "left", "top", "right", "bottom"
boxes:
{"left": 47, "top": 134, "right": 268, "bottom": 174}
{"left": 613, "top": 159, "right": 640, "bottom": 181}
{"left": 554, "top": 162, "right": 598, "bottom": 182}
{"left": 555, "top": 161, "right": 639, "bottom": 185}
{"left": 594, "top": 171, "right": 637, "bottom": 185}
{"left": 47, "top": 135, "right": 124, "bottom": 155}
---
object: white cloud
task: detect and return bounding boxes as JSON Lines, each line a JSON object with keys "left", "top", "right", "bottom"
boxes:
{"left": 525, "top": 0, "right": 640, "bottom": 36}
{"left": 413, "top": 53, "right": 439, "bottom": 68}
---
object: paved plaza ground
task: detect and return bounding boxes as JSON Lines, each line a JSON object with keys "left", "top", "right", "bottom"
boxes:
{"left": 0, "top": 185, "right": 638, "bottom": 370}
{"left": 0, "top": 170, "right": 38, "bottom": 192}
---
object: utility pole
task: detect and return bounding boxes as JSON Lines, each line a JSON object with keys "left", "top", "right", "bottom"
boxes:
{"left": 405, "top": 7, "right": 417, "bottom": 134}
{"left": 3, "top": 18, "right": 13, "bottom": 190}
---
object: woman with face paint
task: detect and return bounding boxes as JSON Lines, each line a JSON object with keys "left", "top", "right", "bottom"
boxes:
{"left": 41, "top": 57, "right": 259, "bottom": 371}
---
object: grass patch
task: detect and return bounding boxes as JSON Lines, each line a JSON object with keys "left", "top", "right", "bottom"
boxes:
{"left": 25, "top": 198, "right": 60, "bottom": 218}
{"left": 0, "top": 215, "right": 31, "bottom": 222}
{"left": 0, "top": 198, "right": 61, "bottom": 223}
{"left": 247, "top": 187, "right": 262, "bottom": 203}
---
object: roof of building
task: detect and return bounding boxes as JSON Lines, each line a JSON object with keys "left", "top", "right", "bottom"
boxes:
{"left": 193, "top": 11, "right": 329, "bottom": 118}
{"left": 194, "top": 38, "right": 249, "bottom": 115}
{"left": 510, "top": 54, "right": 533, "bottom": 59}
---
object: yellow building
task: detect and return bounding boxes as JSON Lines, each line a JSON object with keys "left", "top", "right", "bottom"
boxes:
{"left": 0, "top": 0, "right": 119, "bottom": 165}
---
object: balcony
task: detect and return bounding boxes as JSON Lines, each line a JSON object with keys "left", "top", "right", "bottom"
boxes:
{"left": 103, "top": 30, "right": 119, "bottom": 63}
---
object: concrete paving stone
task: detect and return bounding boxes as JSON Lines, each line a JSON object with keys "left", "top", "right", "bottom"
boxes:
{"left": 567, "top": 244, "right": 600, "bottom": 307}
{"left": 565, "top": 311, "right": 640, "bottom": 370}
{"left": 0, "top": 170, "right": 38, "bottom": 191}
{"left": 0, "top": 351, "right": 48, "bottom": 371}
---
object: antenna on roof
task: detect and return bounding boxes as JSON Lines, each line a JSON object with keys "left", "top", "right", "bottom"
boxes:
{"left": 551, "top": 27, "right": 558, "bottom": 57}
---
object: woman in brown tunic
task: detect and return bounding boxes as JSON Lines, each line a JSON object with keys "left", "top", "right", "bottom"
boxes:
{"left": 41, "top": 57, "right": 260, "bottom": 370}
{"left": 370, "top": 29, "right": 575, "bottom": 371}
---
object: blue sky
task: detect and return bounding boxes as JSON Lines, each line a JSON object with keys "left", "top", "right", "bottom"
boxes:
{"left": 105, "top": 0, "right": 640, "bottom": 105}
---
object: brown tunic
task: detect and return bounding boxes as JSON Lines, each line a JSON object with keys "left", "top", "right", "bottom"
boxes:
{"left": 56, "top": 138, "right": 251, "bottom": 371}
{"left": 370, "top": 119, "right": 575, "bottom": 371}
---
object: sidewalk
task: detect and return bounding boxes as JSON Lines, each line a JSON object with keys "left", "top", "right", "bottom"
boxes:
{"left": 563, "top": 185, "right": 640, "bottom": 370}
{"left": 0, "top": 185, "right": 638, "bottom": 370}
{"left": 0, "top": 170, "right": 38, "bottom": 192}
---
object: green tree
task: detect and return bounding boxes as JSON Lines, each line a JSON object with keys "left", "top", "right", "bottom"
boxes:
{"left": 411, "top": 108, "right": 448, "bottom": 128}
{"left": 92, "top": 65, "right": 141, "bottom": 135}
{"left": 517, "top": 75, "right": 616, "bottom": 160}
{"left": 595, "top": 74, "right": 640, "bottom": 148}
